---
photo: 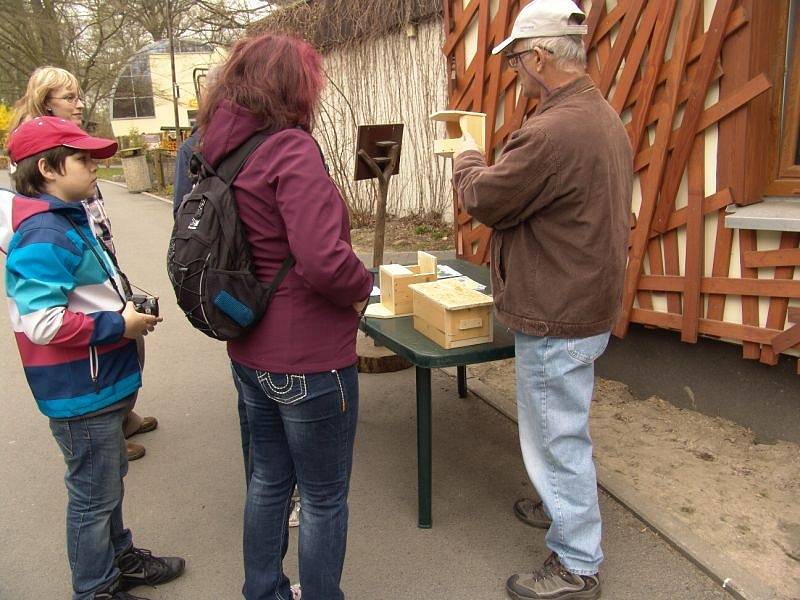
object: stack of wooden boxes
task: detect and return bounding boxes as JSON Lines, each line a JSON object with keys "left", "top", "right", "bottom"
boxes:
{"left": 365, "top": 252, "right": 494, "bottom": 349}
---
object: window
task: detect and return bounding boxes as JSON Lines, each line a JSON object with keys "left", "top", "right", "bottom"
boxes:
{"left": 768, "top": 0, "right": 800, "bottom": 194}
{"left": 112, "top": 54, "right": 155, "bottom": 119}
{"left": 778, "top": 1, "right": 800, "bottom": 179}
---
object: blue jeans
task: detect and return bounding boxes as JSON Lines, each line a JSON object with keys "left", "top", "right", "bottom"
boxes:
{"left": 515, "top": 331, "right": 610, "bottom": 576}
{"left": 232, "top": 362, "right": 359, "bottom": 600}
{"left": 232, "top": 364, "right": 254, "bottom": 486}
{"left": 49, "top": 404, "right": 133, "bottom": 599}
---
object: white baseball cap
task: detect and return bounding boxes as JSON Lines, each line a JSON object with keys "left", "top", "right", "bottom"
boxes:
{"left": 492, "top": 0, "right": 588, "bottom": 55}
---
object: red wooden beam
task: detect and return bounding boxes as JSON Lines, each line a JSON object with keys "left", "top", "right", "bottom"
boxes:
{"left": 682, "top": 136, "right": 705, "bottom": 342}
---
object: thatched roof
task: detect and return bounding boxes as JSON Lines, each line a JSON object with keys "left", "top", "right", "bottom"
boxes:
{"left": 250, "top": 0, "right": 442, "bottom": 52}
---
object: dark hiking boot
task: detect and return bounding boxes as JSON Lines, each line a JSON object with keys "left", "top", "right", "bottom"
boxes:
{"left": 117, "top": 546, "right": 185, "bottom": 591}
{"left": 506, "top": 553, "right": 601, "bottom": 600}
{"left": 95, "top": 591, "right": 151, "bottom": 600}
{"left": 513, "top": 498, "right": 553, "bottom": 529}
{"left": 93, "top": 577, "right": 151, "bottom": 599}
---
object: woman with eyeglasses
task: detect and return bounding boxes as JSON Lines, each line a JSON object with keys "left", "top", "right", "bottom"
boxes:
{"left": 9, "top": 66, "right": 159, "bottom": 463}
{"left": 9, "top": 66, "right": 86, "bottom": 130}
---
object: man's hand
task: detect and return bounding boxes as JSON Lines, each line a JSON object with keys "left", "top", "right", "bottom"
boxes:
{"left": 122, "top": 301, "right": 163, "bottom": 339}
{"left": 453, "top": 132, "right": 481, "bottom": 159}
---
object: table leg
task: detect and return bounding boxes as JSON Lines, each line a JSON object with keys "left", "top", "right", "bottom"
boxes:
{"left": 457, "top": 365, "right": 467, "bottom": 398}
{"left": 415, "top": 366, "right": 432, "bottom": 529}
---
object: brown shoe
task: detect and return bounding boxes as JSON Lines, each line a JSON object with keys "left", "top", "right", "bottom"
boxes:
{"left": 514, "top": 498, "right": 552, "bottom": 529}
{"left": 125, "top": 416, "right": 158, "bottom": 439}
{"left": 127, "top": 441, "right": 146, "bottom": 461}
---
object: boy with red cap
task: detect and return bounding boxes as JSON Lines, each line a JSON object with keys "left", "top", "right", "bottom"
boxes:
{"left": 1, "top": 117, "right": 185, "bottom": 600}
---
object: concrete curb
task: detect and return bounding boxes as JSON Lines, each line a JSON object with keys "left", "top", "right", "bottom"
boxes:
{"left": 98, "top": 179, "right": 172, "bottom": 206}
{"left": 440, "top": 366, "right": 780, "bottom": 600}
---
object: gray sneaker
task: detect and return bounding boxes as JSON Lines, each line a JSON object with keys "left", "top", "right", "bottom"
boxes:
{"left": 513, "top": 498, "right": 552, "bottom": 529}
{"left": 506, "top": 553, "right": 601, "bottom": 599}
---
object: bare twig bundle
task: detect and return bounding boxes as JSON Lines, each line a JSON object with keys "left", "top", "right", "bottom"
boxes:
{"left": 251, "top": 2, "right": 450, "bottom": 223}
{"left": 250, "top": 0, "right": 441, "bottom": 51}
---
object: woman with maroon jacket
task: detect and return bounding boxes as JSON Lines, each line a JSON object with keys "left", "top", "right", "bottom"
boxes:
{"left": 197, "top": 34, "right": 372, "bottom": 600}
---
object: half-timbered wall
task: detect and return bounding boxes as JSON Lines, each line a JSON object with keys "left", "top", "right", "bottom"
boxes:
{"left": 443, "top": 0, "right": 800, "bottom": 368}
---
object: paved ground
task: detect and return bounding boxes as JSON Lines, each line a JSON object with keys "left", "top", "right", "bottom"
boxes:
{"left": 0, "top": 174, "right": 729, "bottom": 599}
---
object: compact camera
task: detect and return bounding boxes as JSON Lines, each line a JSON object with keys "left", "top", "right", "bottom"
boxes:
{"left": 130, "top": 294, "right": 159, "bottom": 317}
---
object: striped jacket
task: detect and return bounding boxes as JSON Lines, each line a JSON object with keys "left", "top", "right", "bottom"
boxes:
{"left": 1, "top": 189, "right": 140, "bottom": 418}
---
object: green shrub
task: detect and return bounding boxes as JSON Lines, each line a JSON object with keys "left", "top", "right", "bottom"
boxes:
{"left": 127, "top": 127, "right": 144, "bottom": 149}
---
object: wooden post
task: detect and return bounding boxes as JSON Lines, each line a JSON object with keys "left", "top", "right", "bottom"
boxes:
{"left": 357, "top": 141, "right": 400, "bottom": 268}
{"left": 154, "top": 149, "right": 165, "bottom": 190}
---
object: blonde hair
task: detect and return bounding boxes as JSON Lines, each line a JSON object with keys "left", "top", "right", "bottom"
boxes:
{"left": 9, "top": 67, "right": 82, "bottom": 131}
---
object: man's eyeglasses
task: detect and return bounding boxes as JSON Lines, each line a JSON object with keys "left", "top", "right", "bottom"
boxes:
{"left": 504, "top": 49, "right": 533, "bottom": 68}
{"left": 504, "top": 46, "right": 554, "bottom": 68}
{"left": 49, "top": 94, "right": 84, "bottom": 105}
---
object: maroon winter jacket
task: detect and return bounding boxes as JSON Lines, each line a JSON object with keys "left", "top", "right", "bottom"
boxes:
{"left": 202, "top": 101, "right": 372, "bottom": 373}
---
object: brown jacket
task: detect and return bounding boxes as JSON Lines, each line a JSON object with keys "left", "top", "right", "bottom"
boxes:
{"left": 453, "top": 75, "right": 633, "bottom": 338}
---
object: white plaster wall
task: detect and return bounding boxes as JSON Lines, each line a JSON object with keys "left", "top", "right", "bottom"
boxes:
{"left": 315, "top": 19, "right": 451, "bottom": 218}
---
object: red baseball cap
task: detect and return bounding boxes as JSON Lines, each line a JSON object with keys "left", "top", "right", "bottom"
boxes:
{"left": 7, "top": 116, "right": 118, "bottom": 163}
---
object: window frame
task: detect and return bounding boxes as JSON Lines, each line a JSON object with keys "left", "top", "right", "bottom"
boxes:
{"left": 111, "top": 54, "right": 156, "bottom": 120}
{"left": 766, "top": 0, "right": 800, "bottom": 195}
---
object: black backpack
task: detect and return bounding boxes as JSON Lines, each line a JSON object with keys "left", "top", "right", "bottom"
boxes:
{"left": 167, "top": 132, "right": 294, "bottom": 341}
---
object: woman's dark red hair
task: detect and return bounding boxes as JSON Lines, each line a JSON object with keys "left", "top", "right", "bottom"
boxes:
{"left": 198, "top": 34, "right": 324, "bottom": 133}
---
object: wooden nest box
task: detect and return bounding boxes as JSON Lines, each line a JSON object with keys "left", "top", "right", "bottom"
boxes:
{"left": 430, "top": 110, "right": 486, "bottom": 157}
{"left": 367, "top": 251, "right": 438, "bottom": 318}
{"left": 409, "top": 278, "right": 494, "bottom": 349}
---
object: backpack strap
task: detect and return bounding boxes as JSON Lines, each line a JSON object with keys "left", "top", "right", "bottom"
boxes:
{"left": 196, "top": 130, "right": 297, "bottom": 291}
{"left": 266, "top": 253, "right": 296, "bottom": 300}
{"left": 190, "top": 130, "right": 270, "bottom": 185}
{"left": 215, "top": 131, "right": 272, "bottom": 185}
{"left": 188, "top": 131, "right": 271, "bottom": 249}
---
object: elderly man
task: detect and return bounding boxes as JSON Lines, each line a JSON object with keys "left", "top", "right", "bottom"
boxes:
{"left": 452, "top": 1, "right": 633, "bottom": 598}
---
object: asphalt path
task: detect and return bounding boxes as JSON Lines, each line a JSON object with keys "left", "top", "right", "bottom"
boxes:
{"left": 0, "top": 172, "right": 728, "bottom": 599}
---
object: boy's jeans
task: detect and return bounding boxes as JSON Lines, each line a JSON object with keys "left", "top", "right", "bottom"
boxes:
{"left": 49, "top": 403, "right": 133, "bottom": 600}
{"left": 232, "top": 362, "right": 359, "bottom": 600}
{"left": 515, "top": 331, "right": 610, "bottom": 576}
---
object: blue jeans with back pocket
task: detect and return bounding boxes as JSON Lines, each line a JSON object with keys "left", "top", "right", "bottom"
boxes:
{"left": 515, "top": 331, "right": 610, "bottom": 576}
{"left": 231, "top": 362, "right": 359, "bottom": 600}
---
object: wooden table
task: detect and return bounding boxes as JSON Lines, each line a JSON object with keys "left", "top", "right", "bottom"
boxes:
{"left": 360, "top": 259, "right": 515, "bottom": 528}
